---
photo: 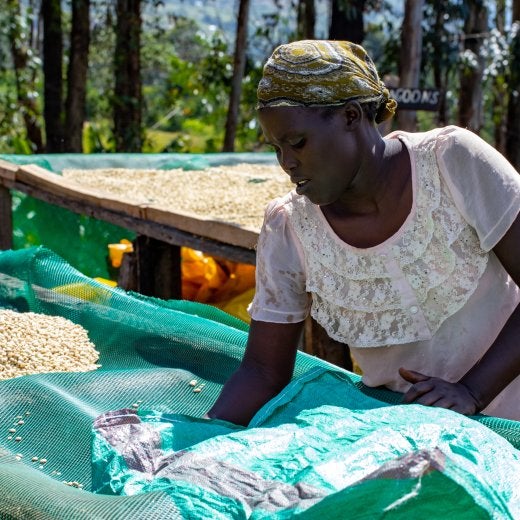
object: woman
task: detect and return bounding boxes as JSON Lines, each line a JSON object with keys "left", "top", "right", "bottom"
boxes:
{"left": 207, "top": 40, "right": 520, "bottom": 426}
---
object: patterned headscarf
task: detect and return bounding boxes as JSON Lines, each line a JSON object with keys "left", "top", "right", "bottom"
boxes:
{"left": 257, "top": 40, "right": 397, "bottom": 123}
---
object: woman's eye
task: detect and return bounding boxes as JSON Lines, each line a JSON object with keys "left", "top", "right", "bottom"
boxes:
{"left": 290, "top": 138, "right": 305, "bottom": 149}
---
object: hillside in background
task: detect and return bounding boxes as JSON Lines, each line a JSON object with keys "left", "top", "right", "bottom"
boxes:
{"left": 146, "top": 0, "right": 331, "bottom": 51}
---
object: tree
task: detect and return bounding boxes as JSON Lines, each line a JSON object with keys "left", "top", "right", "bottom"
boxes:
{"left": 222, "top": 0, "right": 250, "bottom": 152}
{"left": 493, "top": 0, "right": 506, "bottom": 151}
{"left": 495, "top": 0, "right": 506, "bottom": 29}
{"left": 329, "top": 0, "right": 366, "bottom": 43}
{"left": 6, "top": 0, "right": 44, "bottom": 152}
{"left": 41, "top": 0, "right": 65, "bottom": 152}
{"left": 421, "top": 0, "right": 465, "bottom": 127}
{"left": 42, "top": 0, "right": 91, "bottom": 152}
{"left": 296, "top": 0, "right": 316, "bottom": 39}
{"left": 65, "top": 0, "right": 90, "bottom": 152}
{"left": 458, "top": 0, "right": 488, "bottom": 133}
{"left": 3, "top": 0, "right": 518, "bottom": 155}
{"left": 505, "top": 0, "right": 520, "bottom": 168}
{"left": 397, "top": 0, "right": 424, "bottom": 131}
{"left": 113, "top": 0, "right": 143, "bottom": 152}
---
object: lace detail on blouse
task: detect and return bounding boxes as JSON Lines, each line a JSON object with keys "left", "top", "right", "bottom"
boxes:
{"left": 288, "top": 137, "right": 489, "bottom": 347}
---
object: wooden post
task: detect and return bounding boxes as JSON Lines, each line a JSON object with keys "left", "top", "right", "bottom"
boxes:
{"left": 0, "top": 160, "right": 17, "bottom": 251}
{"left": 0, "top": 185, "right": 13, "bottom": 250}
{"left": 119, "top": 235, "right": 182, "bottom": 300}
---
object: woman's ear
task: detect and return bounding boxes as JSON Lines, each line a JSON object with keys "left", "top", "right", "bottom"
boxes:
{"left": 342, "top": 101, "right": 363, "bottom": 129}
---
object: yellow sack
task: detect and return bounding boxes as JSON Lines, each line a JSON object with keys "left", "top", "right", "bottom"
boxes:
{"left": 180, "top": 248, "right": 256, "bottom": 322}
{"left": 216, "top": 288, "right": 256, "bottom": 324}
{"left": 181, "top": 248, "right": 227, "bottom": 303}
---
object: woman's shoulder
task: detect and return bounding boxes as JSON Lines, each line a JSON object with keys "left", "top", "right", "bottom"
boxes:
{"left": 261, "top": 190, "right": 303, "bottom": 231}
{"left": 417, "top": 126, "right": 517, "bottom": 175}
{"left": 388, "top": 125, "right": 488, "bottom": 153}
{"left": 263, "top": 190, "right": 301, "bottom": 219}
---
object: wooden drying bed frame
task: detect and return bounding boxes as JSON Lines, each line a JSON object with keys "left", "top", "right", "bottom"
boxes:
{"left": 0, "top": 159, "right": 353, "bottom": 370}
{"left": 0, "top": 160, "right": 258, "bottom": 297}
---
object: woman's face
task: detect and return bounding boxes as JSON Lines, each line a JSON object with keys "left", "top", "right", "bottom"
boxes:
{"left": 258, "top": 105, "right": 362, "bottom": 206}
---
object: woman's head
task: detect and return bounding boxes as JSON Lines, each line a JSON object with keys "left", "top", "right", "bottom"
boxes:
{"left": 257, "top": 40, "right": 396, "bottom": 124}
{"left": 258, "top": 103, "right": 369, "bottom": 206}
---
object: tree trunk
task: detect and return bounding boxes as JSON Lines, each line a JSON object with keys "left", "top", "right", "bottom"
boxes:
{"left": 397, "top": 0, "right": 424, "bottom": 131}
{"left": 329, "top": 0, "right": 365, "bottom": 44}
{"left": 490, "top": 0, "right": 507, "bottom": 152}
{"left": 296, "top": 0, "right": 316, "bottom": 39}
{"left": 113, "top": 0, "right": 143, "bottom": 152}
{"left": 41, "top": 0, "right": 65, "bottom": 152}
{"left": 430, "top": 0, "right": 448, "bottom": 126}
{"left": 505, "top": 0, "right": 520, "bottom": 168}
{"left": 7, "top": 0, "right": 44, "bottom": 152}
{"left": 64, "top": 0, "right": 90, "bottom": 152}
{"left": 495, "top": 0, "right": 506, "bottom": 29}
{"left": 458, "top": 0, "right": 488, "bottom": 134}
{"left": 222, "top": 0, "right": 250, "bottom": 152}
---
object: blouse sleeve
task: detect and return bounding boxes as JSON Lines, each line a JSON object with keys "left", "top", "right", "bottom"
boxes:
{"left": 435, "top": 126, "right": 520, "bottom": 251}
{"left": 248, "top": 196, "right": 310, "bottom": 323}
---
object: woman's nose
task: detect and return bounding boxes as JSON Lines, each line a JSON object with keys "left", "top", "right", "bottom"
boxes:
{"left": 279, "top": 149, "right": 297, "bottom": 172}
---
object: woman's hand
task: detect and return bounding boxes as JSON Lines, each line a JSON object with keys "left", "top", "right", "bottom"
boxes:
{"left": 206, "top": 319, "right": 304, "bottom": 426}
{"left": 398, "top": 367, "right": 480, "bottom": 415}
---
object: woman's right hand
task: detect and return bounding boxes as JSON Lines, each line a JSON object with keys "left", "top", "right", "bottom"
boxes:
{"left": 206, "top": 319, "right": 304, "bottom": 426}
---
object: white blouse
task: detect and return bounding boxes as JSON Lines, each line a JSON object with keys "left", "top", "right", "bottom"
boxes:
{"left": 249, "top": 126, "right": 520, "bottom": 421}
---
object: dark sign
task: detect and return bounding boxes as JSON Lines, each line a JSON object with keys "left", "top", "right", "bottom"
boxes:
{"left": 388, "top": 88, "right": 441, "bottom": 111}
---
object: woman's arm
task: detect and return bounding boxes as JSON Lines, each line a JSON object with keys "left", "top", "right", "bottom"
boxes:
{"left": 206, "top": 319, "right": 305, "bottom": 425}
{"left": 400, "top": 214, "right": 520, "bottom": 414}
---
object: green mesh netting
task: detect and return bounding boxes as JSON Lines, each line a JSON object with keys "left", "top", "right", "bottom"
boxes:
{"left": 0, "top": 247, "right": 519, "bottom": 519}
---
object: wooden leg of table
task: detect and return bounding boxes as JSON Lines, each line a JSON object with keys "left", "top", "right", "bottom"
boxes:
{"left": 0, "top": 186, "right": 13, "bottom": 250}
{"left": 117, "top": 249, "right": 138, "bottom": 292}
{"left": 136, "top": 236, "right": 182, "bottom": 300}
{"left": 304, "top": 315, "right": 353, "bottom": 371}
{"left": 117, "top": 236, "right": 182, "bottom": 300}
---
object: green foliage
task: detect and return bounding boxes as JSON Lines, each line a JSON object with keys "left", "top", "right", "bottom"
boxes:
{"left": 87, "top": 18, "right": 115, "bottom": 137}
{"left": 0, "top": 2, "right": 44, "bottom": 153}
{"left": 142, "top": 129, "right": 178, "bottom": 152}
{"left": 82, "top": 120, "right": 115, "bottom": 153}
{"left": 2, "top": 1, "right": 520, "bottom": 155}
{"left": 133, "top": 16, "right": 228, "bottom": 151}
{"left": 0, "top": 72, "right": 27, "bottom": 152}
{"left": 139, "top": 14, "right": 263, "bottom": 153}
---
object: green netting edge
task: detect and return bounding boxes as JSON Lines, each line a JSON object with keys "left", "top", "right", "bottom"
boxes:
{"left": 0, "top": 245, "right": 518, "bottom": 519}
{"left": 0, "top": 152, "right": 277, "bottom": 174}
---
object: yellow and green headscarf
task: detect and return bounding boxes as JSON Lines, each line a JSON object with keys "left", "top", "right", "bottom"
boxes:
{"left": 257, "top": 40, "right": 397, "bottom": 122}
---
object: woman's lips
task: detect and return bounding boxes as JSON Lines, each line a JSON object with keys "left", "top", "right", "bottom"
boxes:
{"left": 295, "top": 179, "right": 310, "bottom": 194}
